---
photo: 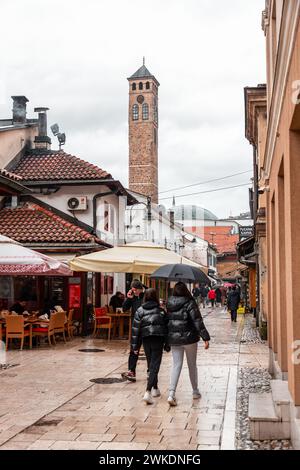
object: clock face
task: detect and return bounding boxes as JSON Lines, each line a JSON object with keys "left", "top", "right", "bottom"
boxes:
{"left": 137, "top": 95, "right": 144, "bottom": 104}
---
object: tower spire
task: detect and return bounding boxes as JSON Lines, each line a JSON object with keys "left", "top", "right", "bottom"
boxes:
{"left": 143, "top": 56, "right": 145, "bottom": 66}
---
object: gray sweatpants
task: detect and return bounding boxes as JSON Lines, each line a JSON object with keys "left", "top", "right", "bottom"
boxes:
{"left": 169, "top": 342, "right": 198, "bottom": 394}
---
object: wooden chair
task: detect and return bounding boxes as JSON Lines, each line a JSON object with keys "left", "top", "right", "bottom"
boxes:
{"left": 53, "top": 311, "right": 67, "bottom": 343}
{"left": 5, "top": 316, "right": 32, "bottom": 351}
{"left": 65, "top": 309, "right": 76, "bottom": 339}
{"left": 0, "top": 323, "right": 5, "bottom": 342}
{"left": 93, "top": 307, "right": 112, "bottom": 340}
{"left": 32, "top": 314, "right": 56, "bottom": 346}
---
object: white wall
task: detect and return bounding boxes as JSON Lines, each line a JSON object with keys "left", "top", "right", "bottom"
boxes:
{"left": 33, "top": 184, "right": 126, "bottom": 246}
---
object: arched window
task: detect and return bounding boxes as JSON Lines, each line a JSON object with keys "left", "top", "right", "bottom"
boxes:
{"left": 132, "top": 83, "right": 136, "bottom": 91}
{"left": 142, "top": 103, "right": 149, "bottom": 120}
{"left": 132, "top": 104, "right": 139, "bottom": 121}
{"left": 146, "top": 82, "right": 150, "bottom": 90}
{"left": 139, "top": 82, "right": 143, "bottom": 90}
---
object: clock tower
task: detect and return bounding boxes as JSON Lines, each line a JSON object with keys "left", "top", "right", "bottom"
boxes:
{"left": 128, "top": 60, "right": 159, "bottom": 204}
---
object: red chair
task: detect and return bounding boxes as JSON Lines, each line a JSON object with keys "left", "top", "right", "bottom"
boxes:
{"left": 92, "top": 307, "right": 112, "bottom": 340}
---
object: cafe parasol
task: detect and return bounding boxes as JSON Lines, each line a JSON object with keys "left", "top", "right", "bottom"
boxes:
{"left": 0, "top": 235, "right": 72, "bottom": 276}
{"left": 69, "top": 240, "right": 206, "bottom": 274}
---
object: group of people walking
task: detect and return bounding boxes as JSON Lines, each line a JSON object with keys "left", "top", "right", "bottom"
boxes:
{"left": 121, "top": 279, "right": 210, "bottom": 406}
{"left": 192, "top": 284, "right": 223, "bottom": 309}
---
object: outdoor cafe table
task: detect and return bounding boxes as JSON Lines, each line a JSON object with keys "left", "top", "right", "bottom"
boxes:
{"left": 107, "top": 311, "right": 131, "bottom": 339}
{"left": 0, "top": 316, "right": 49, "bottom": 348}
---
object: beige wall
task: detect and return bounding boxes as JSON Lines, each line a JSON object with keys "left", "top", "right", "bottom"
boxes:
{"left": 265, "top": 8, "right": 300, "bottom": 404}
{"left": 0, "top": 126, "right": 37, "bottom": 168}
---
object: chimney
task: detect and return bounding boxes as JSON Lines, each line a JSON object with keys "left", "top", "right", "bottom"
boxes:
{"left": 11, "top": 96, "right": 28, "bottom": 124}
{"left": 34, "top": 107, "right": 51, "bottom": 150}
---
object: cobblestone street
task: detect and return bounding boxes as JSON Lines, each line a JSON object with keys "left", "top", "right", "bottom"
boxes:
{"left": 0, "top": 307, "right": 270, "bottom": 450}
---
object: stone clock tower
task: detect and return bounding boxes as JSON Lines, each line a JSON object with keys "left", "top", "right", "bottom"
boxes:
{"left": 128, "top": 60, "right": 159, "bottom": 204}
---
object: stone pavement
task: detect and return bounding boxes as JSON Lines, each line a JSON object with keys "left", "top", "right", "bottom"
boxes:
{"left": 0, "top": 307, "right": 269, "bottom": 450}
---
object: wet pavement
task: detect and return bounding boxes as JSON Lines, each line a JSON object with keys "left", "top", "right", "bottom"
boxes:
{"left": 0, "top": 307, "right": 268, "bottom": 450}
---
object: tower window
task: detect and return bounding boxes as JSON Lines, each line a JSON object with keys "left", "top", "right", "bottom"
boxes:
{"left": 139, "top": 82, "right": 143, "bottom": 90}
{"left": 146, "top": 81, "right": 150, "bottom": 90}
{"left": 132, "top": 83, "right": 136, "bottom": 91}
{"left": 132, "top": 104, "right": 139, "bottom": 121}
{"left": 142, "top": 103, "right": 149, "bottom": 120}
{"left": 154, "top": 128, "right": 157, "bottom": 145}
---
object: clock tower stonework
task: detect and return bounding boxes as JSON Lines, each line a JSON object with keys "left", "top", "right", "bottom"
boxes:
{"left": 128, "top": 62, "right": 159, "bottom": 204}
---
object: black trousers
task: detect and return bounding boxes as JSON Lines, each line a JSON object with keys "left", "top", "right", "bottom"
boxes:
{"left": 128, "top": 347, "right": 139, "bottom": 373}
{"left": 142, "top": 336, "right": 164, "bottom": 391}
{"left": 231, "top": 309, "right": 237, "bottom": 321}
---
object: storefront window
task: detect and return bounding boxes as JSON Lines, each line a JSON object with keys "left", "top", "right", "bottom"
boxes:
{"left": 0, "top": 276, "right": 38, "bottom": 310}
{"left": 101, "top": 274, "right": 114, "bottom": 295}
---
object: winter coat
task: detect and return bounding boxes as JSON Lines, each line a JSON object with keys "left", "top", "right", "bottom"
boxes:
{"left": 122, "top": 292, "right": 144, "bottom": 318}
{"left": 208, "top": 290, "right": 216, "bottom": 300}
{"left": 227, "top": 290, "right": 241, "bottom": 310}
{"left": 166, "top": 296, "right": 210, "bottom": 345}
{"left": 192, "top": 287, "right": 201, "bottom": 298}
{"left": 215, "top": 288, "right": 222, "bottom": 302}
{"left": 131, "top": 301, "right": 168, "bottom": 351}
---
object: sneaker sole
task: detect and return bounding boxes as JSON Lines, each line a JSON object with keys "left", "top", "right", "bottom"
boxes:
{"left": 167, "top": 399, "right": 177, "bottom": 406}
{"left": 143, "top": 398, "right": 153, "bottom": 405}
{"left": 121, "top": 373, "right": 136, "bottom": 382}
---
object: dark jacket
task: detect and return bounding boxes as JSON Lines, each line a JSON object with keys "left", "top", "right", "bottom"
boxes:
{"left": 167, "top": 296, "right": 210, "bottom": 345}
{"left": 215, "top": 288, "right": 222, "bottom": 302}
{"left": 227, "top": 290, "right": 240, "bottom": 310}
{"left": 109, "top": 295, "right": 124, "bottom": 312}
{"left": 131, "top": 300, "right": 168, "bottom": 351}
{"left": 192, "top": 287, "right": 201, "bottom": 298}
{"left": 122, "top": 292, "right": 144, "bottom": 318}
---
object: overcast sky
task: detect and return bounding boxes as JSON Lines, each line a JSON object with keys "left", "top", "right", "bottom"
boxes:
{"left": 1, "top": 0, "right": 266, "bottom": 219}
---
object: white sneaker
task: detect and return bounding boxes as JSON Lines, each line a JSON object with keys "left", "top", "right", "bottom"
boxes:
{"left": 192, "top": 390, "right": 202, "bottom": 399}
{"left": 143, "top": 391, "right": 154, "bottom": 405}
{"left": 152, "top": 388, "right": 161, "bottom": 397}
{"left": 167, "top": 395, "right": 177, "bottom": 406}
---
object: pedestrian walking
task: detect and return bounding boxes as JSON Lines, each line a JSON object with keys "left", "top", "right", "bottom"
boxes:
{"left": 166, "top": 282, "right": 210, "bottom": 406}
{"left": 208, "top": 288, "right": 216, "bottom": 308}
{"left": 227, "top": 285, "right": 241, "bottom": 322}
{"left": 204, "top": 284, "right": 210, "bottom": 306}
{"left": 131, "top": 288, "right": 169, "bottom": 405}
{"left": 192, "top": 284, "right": 201, "bottom": 307}
{"left": 215, "top": 287, "right": 222, "bottom": 307}
{"left": 121, "top": 280, "right": 145, "bottom": 382}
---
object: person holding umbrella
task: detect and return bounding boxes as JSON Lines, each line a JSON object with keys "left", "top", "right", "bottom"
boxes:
{"left": 166, "top": 282, "right": 210, "bottom": 406}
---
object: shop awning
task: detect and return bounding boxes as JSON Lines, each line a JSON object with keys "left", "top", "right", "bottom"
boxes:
{"left": 0, "top": 235, "right": 72, "bottom": 276}
{"left": 69, "top": 241, "right": 205, "bottom": 274}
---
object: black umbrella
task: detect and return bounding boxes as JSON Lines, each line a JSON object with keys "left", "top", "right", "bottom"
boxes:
{"left": 150, "top": 264, "right": 210, "bottom": 285}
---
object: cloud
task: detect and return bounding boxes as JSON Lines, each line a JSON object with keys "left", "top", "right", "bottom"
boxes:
{"left": 1, "top": 0, "right": 265, "bottom": 218}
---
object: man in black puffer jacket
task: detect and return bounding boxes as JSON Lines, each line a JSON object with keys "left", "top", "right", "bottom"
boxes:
{"left": 166, "top": 282, "right": 210, "bottom": 407}
{"left": 227, "top": 285, "right": 240, "bottom": 322}
{"left": 131, "top": 288, "right": 169, "bottom": 405}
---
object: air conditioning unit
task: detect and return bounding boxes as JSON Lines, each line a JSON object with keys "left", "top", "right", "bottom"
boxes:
{"left": 67, "top": 196, "right": 88, "bottom": 211}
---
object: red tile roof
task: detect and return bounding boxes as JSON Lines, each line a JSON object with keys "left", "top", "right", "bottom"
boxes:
{"left": 11, "top": 151, "right": 112, "bottom": 181}
{"left": 0, "top": 168, "right": 22, "bottom": 181}
{"left": 185, "top": 226, "right": 239, "bottom": 254}
{"left": 0, "top": 203, "right": 102, "bottom": 245}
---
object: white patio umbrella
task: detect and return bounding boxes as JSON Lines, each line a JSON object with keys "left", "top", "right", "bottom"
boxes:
{"left": 0, "top": 235, "right": 72, "bottom": 276}
{"left": 69, "top": 240, "right": 206, "bottom": 274}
